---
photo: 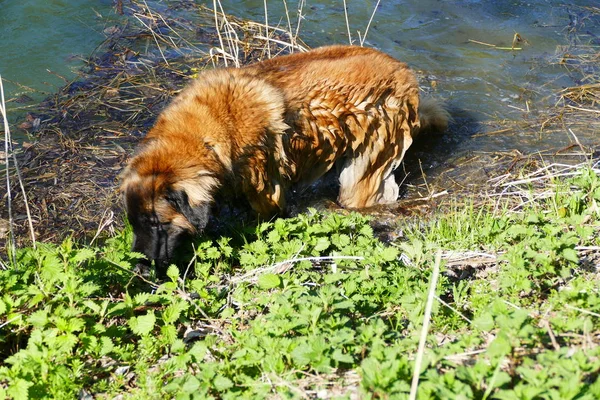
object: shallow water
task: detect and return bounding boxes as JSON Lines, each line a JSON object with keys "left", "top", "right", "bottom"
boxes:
{"left": 0, "top": 0, "right": 116, "bottom": 118}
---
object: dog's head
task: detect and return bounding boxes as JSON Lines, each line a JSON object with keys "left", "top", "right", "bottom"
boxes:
{"left": 121, "top": 140, "right": 222, "bottom": 277}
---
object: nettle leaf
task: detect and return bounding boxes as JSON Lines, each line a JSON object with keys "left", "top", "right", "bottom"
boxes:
{"left": 162, "top": 301, "right": 188, "bottom": 324}
{"left": 473, "top": 312, "right": 495, "bottom": 331}
{"left": 291, "top": 342, "right": 312, "bottom": 366}
{"left": 71, "top": 248, "right": 96, "bottom": 264}
{"left": 0, "top": 299, "right": 6, "bottom": 315}
{"left": 129, "top": 311, "right": 156, "bottom": 336}
{"left": 332, "top": 234, "right": 351, "bottom": 249}
{"left": 83, "top": 300, "right": 101, "bottom": 314}
{"left": 331, "top": 349, "right": 354, "bottom": 364}
{"left": 487, "top": 334, "right": 512, "bottom": 358}
{"left": 218, "top": 247, "right": 233, "bottom": 261}
{"left": 79, "top": 282, "right": 99, "bottom": 297}
{"left": 267, "top": 229, "right": 281, "bottom": 244}
{"left": 100, "top": 336, "right": 114, "bottom": 356}
{"left": 313, "top": 237, "right": 331, "bottom": 253}
{"left": 108, "top": 302, "right": 129, "bottom": 317}
{"left": 167, "top": 265, "right": 180, "bottom": 281}
{"left": 67, "top": 317, "right": 86, "bottom": 333}
{"left": 188, "top": 342, "right": 208, "bottom": 362}
{"left": 7, "top": 378, "right": 33, "bottom": 400}
{"left": 28, "top": 309, "right": 49, "bottom": 328}
{"left": 380, "top": 246, "right": 399, "bottom": 262}
{"left": 40, "top": 254, "right": 63, "bottom": 283}
{"left": 161, "top": 324, "right": 178, "bottom": 344}
{"left": 333, "top": 300, "right": 355, "bottom": 310}
{"left": 506, "top": 224, "right": 531, "bottom": 239}
{"left": 206, "top": 246, "right": 221, "bottom": 259}
{"left": 55, "top": 332, "right": 79, "bottom": 353}
{"left": 181, "top": 375, "right": 201, "bottom": 394}
{"left": 257, "top": 273, "right": 281, "bottom": 290}
{"left": 213, "top": 375, "right": 234, "bottom": 392}
{"left": 133, "top": 292, "right": 150, "bottom": 306}
{"left": 562, "top": 248, "right": 579, "bottom": 264}
{"left": 359, "top": 224, "right": 374, "bottom": 238}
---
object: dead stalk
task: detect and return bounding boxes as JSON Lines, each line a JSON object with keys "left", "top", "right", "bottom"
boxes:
{"left": 263, "top": 0, "right": 271, "bottom": 58}
{"left": 342, "top": 0, "right": 353, "bottom": 45}
{"left": 409, "top": 250, "right": 442, "bottom": 400}
{"left": 1, "top": 75, "right": 37, "bottom": 258}
{"left": 360, "top": 0, "right": 381, "bottom": 46}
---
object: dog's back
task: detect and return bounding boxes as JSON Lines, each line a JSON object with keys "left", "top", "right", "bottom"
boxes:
{"left": 245, "top": 46, "right": 424, "bottom": 207}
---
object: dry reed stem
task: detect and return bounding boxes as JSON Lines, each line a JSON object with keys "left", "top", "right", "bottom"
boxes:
{"left": 229, "top": 255, "right": 364, "bottom": 285}
{"left": 342, "top": 0, "right": 352, "bottom": 45}
{"left": 359, "top": 0, "right": 382, "bottom": 47}
{"left": 1, "top": 76, "right": 37, "bottom": 255}
{"left": 409, "top": 250, "right": 442, "bottom": 400}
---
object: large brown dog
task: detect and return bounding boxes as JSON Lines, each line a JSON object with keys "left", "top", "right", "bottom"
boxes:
{"left": 121, "top": 45, "right": 449, "bottom": 274}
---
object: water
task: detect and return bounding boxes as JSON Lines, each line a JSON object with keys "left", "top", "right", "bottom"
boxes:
{"left": 0, "top": 0, "right": 117, "bottom": 118}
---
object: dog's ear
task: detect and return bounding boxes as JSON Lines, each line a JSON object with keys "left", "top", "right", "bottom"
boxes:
{"left": 166, "top": 189, "right": 210, "bottom": 231}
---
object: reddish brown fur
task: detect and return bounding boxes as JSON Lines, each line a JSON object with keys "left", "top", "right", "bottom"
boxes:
{"left": 121, "top": 45, "right": 449, "bottom": 265}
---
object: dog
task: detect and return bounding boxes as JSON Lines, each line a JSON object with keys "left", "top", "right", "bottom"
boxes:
{"left": 121, "top": 45, "right": 449, "bottom": 276}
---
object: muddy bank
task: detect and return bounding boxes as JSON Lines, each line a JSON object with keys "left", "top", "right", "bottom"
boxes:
{"left": 1, "top": 1, "right": 599, "bottom": 249}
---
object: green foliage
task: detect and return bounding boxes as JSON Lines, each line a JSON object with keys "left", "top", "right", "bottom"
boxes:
{"left": 1, "top": 167, "right": 599, "bottom": 398}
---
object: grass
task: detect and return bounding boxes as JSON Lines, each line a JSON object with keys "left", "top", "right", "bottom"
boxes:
{"left": 1, "top": 160, "right": 599, "bottom": 399}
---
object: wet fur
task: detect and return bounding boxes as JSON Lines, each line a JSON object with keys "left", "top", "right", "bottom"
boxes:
{"left": 121, "top": 45, "right": 449, "bottom": 273}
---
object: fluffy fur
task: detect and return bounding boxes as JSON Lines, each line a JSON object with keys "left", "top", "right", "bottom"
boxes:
{"left": 121, "top": 45, "right": 449, "bottom": 274}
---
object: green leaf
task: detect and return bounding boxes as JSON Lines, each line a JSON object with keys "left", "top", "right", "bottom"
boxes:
{"left": 333, "top": 300, "right": 355, "bottom": 310}
{"left": 167, "top": 265, "right": 180, "bottom": 281}
{"left": 188, "top": 342, "right": 208, "bottom": 362}
{"left": 162, "top": 302, "right": 186, "bottom": 324}
{"left": 7, "top": 378, "right": 33, "bottom": 400}
{"left": 473, "top": 312, "right": 495, "bottom": 331}
{"left": 257, "top": 273, "right": 281, "bottom": 290}
{"left": 487, "top": 335, "right": 512, "bottom": 358}
{"left": 129, "top": 311, "right": 156, "bottom": 336}
{"left": 133, "top": 293, "right": 150, "bottom": 306}
{"left": 161, "top": 324, "right": 178, "bottom": 344}
{"left": 71, "top": 248, "right": 96, "bottom": 263}
{"left": 562, "top": 248, "right": 579, "bottom": 264}
{"left": 181, "top": 375, "right": 201, "bottom": 394}
{"left": 28, "top": 309, "right": 49, "bottom": 328}
{"left": 291, "top": 342, "right": 312, "bottom": 366}
{"left": 380, "top": 246, "right": 399, "bottom": 262}
{"left": 313, "top": 237, "right": 330, "bottom": 253}
{"left": 100, "top": 336, "right": 114, "bottom": 356}
{"left": 332, "top": 349, "right": 354, "bottom": 364}
{"left": 213, "top": 375, "right": 234, "bottom": 391}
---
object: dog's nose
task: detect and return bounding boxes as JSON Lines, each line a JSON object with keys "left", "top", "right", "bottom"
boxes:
{"left": 134, "top": 258, "right": 152, "bottom": 278}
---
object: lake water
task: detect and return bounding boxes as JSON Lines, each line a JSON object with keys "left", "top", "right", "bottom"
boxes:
{"left": 0, "top": 0, "right": 116, "bottom": 109}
